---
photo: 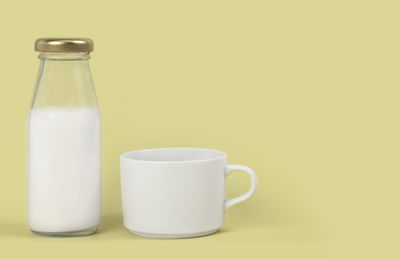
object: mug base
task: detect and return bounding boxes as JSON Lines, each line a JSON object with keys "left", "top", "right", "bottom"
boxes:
{"left": 129, "top": 228, "right": 220, "bottom": 239}
{"left": 31, "top": 225, "right": 98, "bottom": 237}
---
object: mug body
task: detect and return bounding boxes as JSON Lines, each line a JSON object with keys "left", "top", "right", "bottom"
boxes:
{"left": 121, "top": 148, "right": 226, "bottom": 238}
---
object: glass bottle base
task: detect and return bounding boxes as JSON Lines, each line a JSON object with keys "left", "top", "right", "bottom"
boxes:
{"left": 31, "top": 225, "right": 98, "bottom": 237}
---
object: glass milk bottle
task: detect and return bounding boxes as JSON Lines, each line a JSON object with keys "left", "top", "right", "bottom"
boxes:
{"left": 28, "top": 38, "right": 101, "bottom": 236}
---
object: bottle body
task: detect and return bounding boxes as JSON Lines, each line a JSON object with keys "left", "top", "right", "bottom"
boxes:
{"left": 28, "top": 52, "right": 101, "bottom": 236}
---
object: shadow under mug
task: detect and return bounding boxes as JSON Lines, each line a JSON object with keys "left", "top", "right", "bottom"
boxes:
{"left": 120, "top": 148, "right": 258, "bottom": 238}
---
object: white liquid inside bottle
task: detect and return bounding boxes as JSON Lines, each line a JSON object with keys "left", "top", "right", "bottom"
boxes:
{"left": 28, "top": 107, "right": 101, "bottom": 234}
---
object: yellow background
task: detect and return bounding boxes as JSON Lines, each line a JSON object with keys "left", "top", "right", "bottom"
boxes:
{"left": 0, "top": 0, "right": 398, "bottom": 258}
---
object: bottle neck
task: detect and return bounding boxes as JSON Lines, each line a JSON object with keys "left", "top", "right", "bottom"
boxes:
{"left": 39, "top": 52, "right": 90, "bottom": 61}
{"left": 31, "top": 52, "right": 97, "bottom": 109}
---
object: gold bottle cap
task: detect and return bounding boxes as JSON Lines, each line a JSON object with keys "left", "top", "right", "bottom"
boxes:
{"left": 35, "top": 38, "right": 94, "bottom": 52}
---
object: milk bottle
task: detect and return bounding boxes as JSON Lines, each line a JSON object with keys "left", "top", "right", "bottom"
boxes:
{"left": 28, "top": 38, "right": 101, "bottom": 236}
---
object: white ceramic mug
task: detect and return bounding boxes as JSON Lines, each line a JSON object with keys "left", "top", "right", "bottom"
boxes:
{"left": 120, "top": 148, "right": 257, "bottom": 238}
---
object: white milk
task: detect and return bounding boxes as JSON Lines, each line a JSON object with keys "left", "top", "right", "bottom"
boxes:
{"left": 28, "top": 107, "right": 101, "bottom": 233}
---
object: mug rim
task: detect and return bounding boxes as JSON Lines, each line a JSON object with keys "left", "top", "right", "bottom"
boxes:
{"left": 120, "top": 147, "right": 227, "bottom": 164}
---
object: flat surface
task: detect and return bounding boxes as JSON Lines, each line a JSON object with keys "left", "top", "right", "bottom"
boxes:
{"left": 1, "top": 0, "right": 399, "bottom": 258}
{"left": 0, "top": 213, "right": 333, "bottom": 259}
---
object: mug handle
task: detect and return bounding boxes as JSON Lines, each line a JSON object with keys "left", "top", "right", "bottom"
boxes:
{"left": 224, "top": 165, "right": 258, "bottom": 210}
